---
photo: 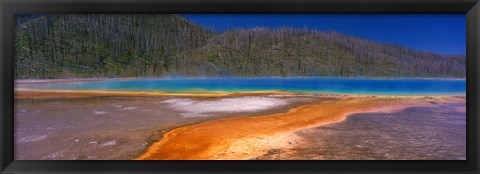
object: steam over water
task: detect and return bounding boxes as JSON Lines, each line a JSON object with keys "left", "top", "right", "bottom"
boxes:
{"left": 161, "top": 97, "right": 290, "bottom": 117}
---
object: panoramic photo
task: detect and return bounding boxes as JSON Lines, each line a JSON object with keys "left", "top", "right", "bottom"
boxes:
{"left": 14, "top": 14, "right": 466, "bottom": 160}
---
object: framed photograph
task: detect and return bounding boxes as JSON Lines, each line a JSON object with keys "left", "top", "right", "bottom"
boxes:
{"left": 1, "top": 0, "right": 479, "bottom": 173}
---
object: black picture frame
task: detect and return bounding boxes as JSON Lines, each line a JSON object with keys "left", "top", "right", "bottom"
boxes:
{"left": 1, "top": 0, "right": 479, "bottom": 173}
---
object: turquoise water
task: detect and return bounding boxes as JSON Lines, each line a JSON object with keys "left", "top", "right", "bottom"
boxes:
{"left": 24, "top": 77, "right": 466, "bottom": 96}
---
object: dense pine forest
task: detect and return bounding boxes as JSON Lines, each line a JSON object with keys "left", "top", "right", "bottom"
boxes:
{"left": 14, "top": 14, "right": 465, "bottom": 79}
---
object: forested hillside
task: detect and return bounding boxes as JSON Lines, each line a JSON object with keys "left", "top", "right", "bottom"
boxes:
{"left": 14, "top": 14, "right": 465, "bottom": 78}
{"left": 14, "top": 14, "right": 214, "bottom": 78}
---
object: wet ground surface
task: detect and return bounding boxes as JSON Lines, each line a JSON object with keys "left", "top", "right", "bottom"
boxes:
{"left": 14, "top": 95, "right": 327, "bottom": 160}
{"left": 256, "top": 102, "right": 466, "bottom": 160}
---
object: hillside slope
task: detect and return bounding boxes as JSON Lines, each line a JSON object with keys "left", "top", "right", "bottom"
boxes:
{"left": 14, "top": 15, "right": 465, "bottom": 78}
{"left": 180, "top": 28, "right": 465, "bottom": 77}
{"left": 15, "top": 14, "right": 214, "bottom": 78}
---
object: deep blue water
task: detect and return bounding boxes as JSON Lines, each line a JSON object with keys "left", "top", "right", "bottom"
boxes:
{"left": 24, "top": 77, "right": 466, "bottom": 96}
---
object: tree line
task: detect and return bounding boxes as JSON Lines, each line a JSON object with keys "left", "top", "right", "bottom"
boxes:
{"left": 14, "top": 14, "right": 465, "bottom": 79}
